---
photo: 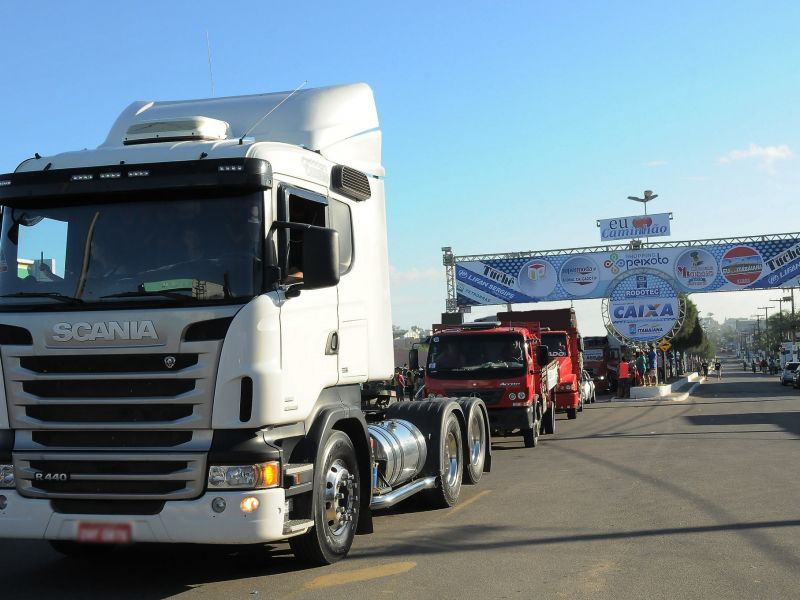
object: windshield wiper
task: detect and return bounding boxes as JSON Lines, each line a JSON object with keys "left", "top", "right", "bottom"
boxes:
{"left": 101, "top": 288, "right": 195, "bottom": 301}
{"left": 0, "top": 292, "right": 84, "bottom": 304}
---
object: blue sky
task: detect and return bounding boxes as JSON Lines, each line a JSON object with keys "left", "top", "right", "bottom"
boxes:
{"left": 1, "top": 1, "right": 797, "bottom": 333}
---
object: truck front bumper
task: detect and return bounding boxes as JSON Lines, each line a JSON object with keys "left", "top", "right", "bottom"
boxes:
{"left": 488, "top": 406, "right": 534, "bottom": 432}
{"left": 0, "top": 488, "right": 291, "bottom": 544}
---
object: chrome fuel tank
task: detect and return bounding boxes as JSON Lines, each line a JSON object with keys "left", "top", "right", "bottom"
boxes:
{"left": 368, "top": 419, "right": 427, "bottom": 488}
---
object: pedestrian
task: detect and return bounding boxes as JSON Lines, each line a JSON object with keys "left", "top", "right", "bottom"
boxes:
{"left": 618, "top": 354, "right": 631, "bottom": 398}
{"left": 405, "top": 369, "right": 415, "bottom": 399}
{"left": 393, "top": 367, "right": 405, "bottom": 401}
{"left": 647, "top": 345, "right": 658, "bottom": 386}
{"left": 701, "top": 359, "right": 709, "bottom": 377}
{"left": 636, "top": 351, "right": 646, "bottom": 386}
{"left": 751, "top": 360, "right": 756, "bottom": 374}
{"left": 714, "top": 359, "right": 722, "bottom": 379}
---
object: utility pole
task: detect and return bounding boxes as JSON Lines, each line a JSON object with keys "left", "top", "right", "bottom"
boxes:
{"left": 770, "top": 297, "right": 786, "bottom": 341}
{"left": 758, "top": 306, "right": 774, "bottom": 357}
{"left": 626, "top": 190, "right": 658, "bottom": 246}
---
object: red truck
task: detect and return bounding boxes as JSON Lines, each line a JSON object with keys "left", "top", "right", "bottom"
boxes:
{"left": 423, "top": 321, "right": 559, "bottom": 448}
{"left": 583, "top": 335, "right": 624, "bottom": 394}
{"left": 497, "top": 309, "right": 583, "bottom": 419}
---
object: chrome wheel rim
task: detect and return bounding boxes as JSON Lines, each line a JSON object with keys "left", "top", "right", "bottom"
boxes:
{"left": 444, "top": 430, "right": 460, "bottom": 487}
{"left": 323, "top": 459, "right": 356, "bottom": 537}
{"left": 468, "top": 412, "right": 485, "bottom": 470}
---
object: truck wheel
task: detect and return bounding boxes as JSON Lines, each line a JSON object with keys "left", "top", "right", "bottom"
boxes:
{"left": 542, "top": 401, "right": 556, "bottom": 435}
{"left": 49, "top": 540, "right": 112, "bottom": 559}
{"left": 423, "top": 411, "right": 463, "bottom": 508}
{"left": 522, "top": 425, "right": 537, "bottom": 448}
{"left": 289, "top": 431, "right": 359, "bottom": 565}
{"left": 567, "top": 408, "right": 577, "bottom": 420}
{"left": 462, "top": 401, "right": 487, "bottom": 484}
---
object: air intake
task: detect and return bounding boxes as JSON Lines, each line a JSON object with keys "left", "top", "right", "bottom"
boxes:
{"left": 124, "top": 116, "right": 230, "bottom": 145}
{"left": 331, "top": 165, "right": 371, "bottom": 201}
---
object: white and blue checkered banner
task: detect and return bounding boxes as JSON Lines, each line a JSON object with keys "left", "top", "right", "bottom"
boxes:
{"left": 455, "top": 237, "right": 800, "bottom": 306}
{"left": 607, "top": 272, "right": 679, "bottom": 342}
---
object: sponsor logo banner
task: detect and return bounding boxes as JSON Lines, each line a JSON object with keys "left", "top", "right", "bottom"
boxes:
{"left": 455, "top": 235, "right": 800, "bottom": 305}
{"left": 608, "top": 273, "right": 679, "bottom": 343}
{"left": 598, "top": 212, "right": 671, "bottom": 242}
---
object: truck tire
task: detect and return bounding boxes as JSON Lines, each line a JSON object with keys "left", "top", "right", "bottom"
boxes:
{"left": 522, "top": 426, "right": 537, "bottom": 448}
{"left": 289, "top": 431, "right": 359, "bottom": 565}
{"left": 423, "top": 411, "right": 463, "bottom": 508}
{"left": 542, "top": 400, "right": 556, "bottom": 435}
{"left": 523, "top": 403, "right": 540, "bottom": 448}
{"left": 458, "top": 398, "right": 488, "bottom": 484}
{"left": 567, "top": 407, "right": 577, "bottom": 420}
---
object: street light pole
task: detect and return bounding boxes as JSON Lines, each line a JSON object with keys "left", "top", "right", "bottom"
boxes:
{"left": 627, "top": 190, "right": 658, "bottom": 246}
{"left": 758, "top": 305, "right": 774, "bottom": 358}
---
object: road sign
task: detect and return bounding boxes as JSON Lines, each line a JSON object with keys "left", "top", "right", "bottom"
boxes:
{"left": 659, "top": 341, "right": 672, "bottom": 352}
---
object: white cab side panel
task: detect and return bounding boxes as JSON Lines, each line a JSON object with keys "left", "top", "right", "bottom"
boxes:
{"left": 0, "top": 356, "right": 9, "bottom": 429}
{"left": 349, "top": 177, "right": 392, "bottom": 381}
{"left": 212, "top": 295, "right": 282, "bottom": 428}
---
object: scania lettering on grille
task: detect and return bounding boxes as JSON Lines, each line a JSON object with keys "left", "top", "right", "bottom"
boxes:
{"left": 52, "top": 320, "right": 158, "bottom": 342}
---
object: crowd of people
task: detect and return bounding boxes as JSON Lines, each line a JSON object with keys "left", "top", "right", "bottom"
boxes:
{"left": 747, "top": 358, "right": 780, "bottom": 375}
{"left": 392, "top": 366, "right": 425, "bottom": 400}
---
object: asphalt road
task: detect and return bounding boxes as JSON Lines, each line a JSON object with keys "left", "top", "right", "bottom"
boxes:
{"left": 3, "top": 359, "right": 799, "bottom": 599}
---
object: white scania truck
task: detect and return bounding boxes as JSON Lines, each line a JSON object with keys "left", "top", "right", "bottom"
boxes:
{"left": 0, "top": 84, "right": 490, "bottom": 564}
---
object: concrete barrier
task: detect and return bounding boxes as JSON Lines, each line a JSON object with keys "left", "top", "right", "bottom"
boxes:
{"left": 623, "top": 372, "right": 700, "bottom": 400}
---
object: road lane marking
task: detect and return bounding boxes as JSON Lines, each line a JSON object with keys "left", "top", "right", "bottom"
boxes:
{"left": 304, "top": 561, "right": 416, "bottom": 589}
{"left": 443, "top": 489, "right": 491, "bottom": 517}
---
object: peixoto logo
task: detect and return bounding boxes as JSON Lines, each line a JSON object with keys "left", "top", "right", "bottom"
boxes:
{"left": 52, "top": 320, "right": 158, "bottom": 342}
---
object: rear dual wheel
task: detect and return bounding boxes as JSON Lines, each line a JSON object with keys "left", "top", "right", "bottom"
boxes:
{"left": 424, "top": 411, "right": 463, "bottom": 508}
{"left": 463, "top": 403, "right": 487, "bottom": 484}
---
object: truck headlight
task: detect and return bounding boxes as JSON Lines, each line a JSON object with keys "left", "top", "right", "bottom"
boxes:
{"left": 0, "top": 464, "right": 14, "bottom": 488}
{"left": 207, "top": 462, "right": 279, "bottom": 490}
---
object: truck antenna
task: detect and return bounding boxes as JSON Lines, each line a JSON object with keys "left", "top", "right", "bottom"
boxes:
{"left": 206, "top": 30, "right": 215, "bottom": 97}
{"left": 239, "top": 80, "right": 307, "bottom": 144}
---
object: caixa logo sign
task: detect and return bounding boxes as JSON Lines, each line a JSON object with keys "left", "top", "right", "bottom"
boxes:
{"left": 52, "top": 321, "right": 158, "bottom": 342}
{"left": 612, "top": 303, "right": 675, "bottom": 319}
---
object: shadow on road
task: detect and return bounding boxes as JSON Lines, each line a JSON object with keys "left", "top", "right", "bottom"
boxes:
{"left": 3, "top": 541, "right": 311, "bottom": 599}
{"left": 349, "top": 519, "right": 800, "bottom": 563}
{"left": 685, "top": 411, "right": 800, "bottom": 437}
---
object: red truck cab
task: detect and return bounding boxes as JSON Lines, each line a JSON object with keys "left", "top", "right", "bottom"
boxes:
{"left": 424, "top": 322, "right": 559, "bottom": 448}
{"left": 497, "top": 310, "right": 583, "bottom": 420}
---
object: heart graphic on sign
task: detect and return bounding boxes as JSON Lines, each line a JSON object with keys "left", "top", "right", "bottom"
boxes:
{"left": 633, "top": 217, "right": 652, "bottom": 228}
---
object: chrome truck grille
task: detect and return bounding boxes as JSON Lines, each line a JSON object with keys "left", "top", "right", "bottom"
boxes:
{"left": 3, "top": 311, "right": 235, "bottom": 501}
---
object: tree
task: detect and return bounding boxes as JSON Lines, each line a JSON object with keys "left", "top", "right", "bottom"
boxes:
{"left": 672, "top": 295, "right": 714, "bottom": 357}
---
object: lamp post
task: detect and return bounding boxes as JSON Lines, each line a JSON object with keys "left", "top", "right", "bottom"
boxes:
{"left": 758, "top": 305, "right": 774, "bottom": 359}
{"left": 627, "top": 190, "right": 658, "bottom": 246}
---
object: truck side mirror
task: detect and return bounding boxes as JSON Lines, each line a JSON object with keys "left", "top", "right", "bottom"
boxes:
{"left": 409, "top": 348, "right": 420, "bottom": 370}
{"left": 302, "top": 226, "right": 340, "bottom": 290}
{"left": 536, "top": 345, "right": 551, "bottom": 366}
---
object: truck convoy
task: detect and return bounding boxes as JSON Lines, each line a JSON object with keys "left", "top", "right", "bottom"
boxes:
{"left": 424, "top": 321, "right": 559, "bottom": 447}
{"left": 583, "top": 335, "right": 625, "bottom": 394}
{"left": 0, "top": 84, "right": 490, "bottom": 564}
{"left": 497, "top": 309, "right": 583, "bottom": 419}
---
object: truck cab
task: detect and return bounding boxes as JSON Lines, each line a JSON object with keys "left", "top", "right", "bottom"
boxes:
{"left": 423, "top": 322, "right": 558, "bottom": 448}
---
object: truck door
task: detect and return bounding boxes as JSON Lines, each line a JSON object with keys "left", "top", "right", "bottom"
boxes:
{"left": 277, "top": 186, "right": 339, "bottom": 412}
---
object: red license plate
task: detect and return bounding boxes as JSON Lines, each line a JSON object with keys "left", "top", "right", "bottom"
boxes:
{"left": 77, "top": 522, "right": 132, "bottom": 544}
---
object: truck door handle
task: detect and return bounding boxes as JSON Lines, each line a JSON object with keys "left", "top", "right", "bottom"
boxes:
{"left": 326, "top": 331, "right": 339, "bottom": 355}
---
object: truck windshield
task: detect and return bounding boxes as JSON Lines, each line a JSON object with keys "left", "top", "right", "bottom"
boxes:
{"left": 540, "top": 333, "right": 569, "bottom": 356}
{"left": 0, "top": 192, "right": 263, "bottom": 308}
{"left": 427, "top": 334, "right": 526, "bottom": 379}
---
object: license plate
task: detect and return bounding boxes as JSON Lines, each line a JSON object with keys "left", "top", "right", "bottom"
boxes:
{"left": 77, "top": 522, "right": 132, "bottom": 544}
